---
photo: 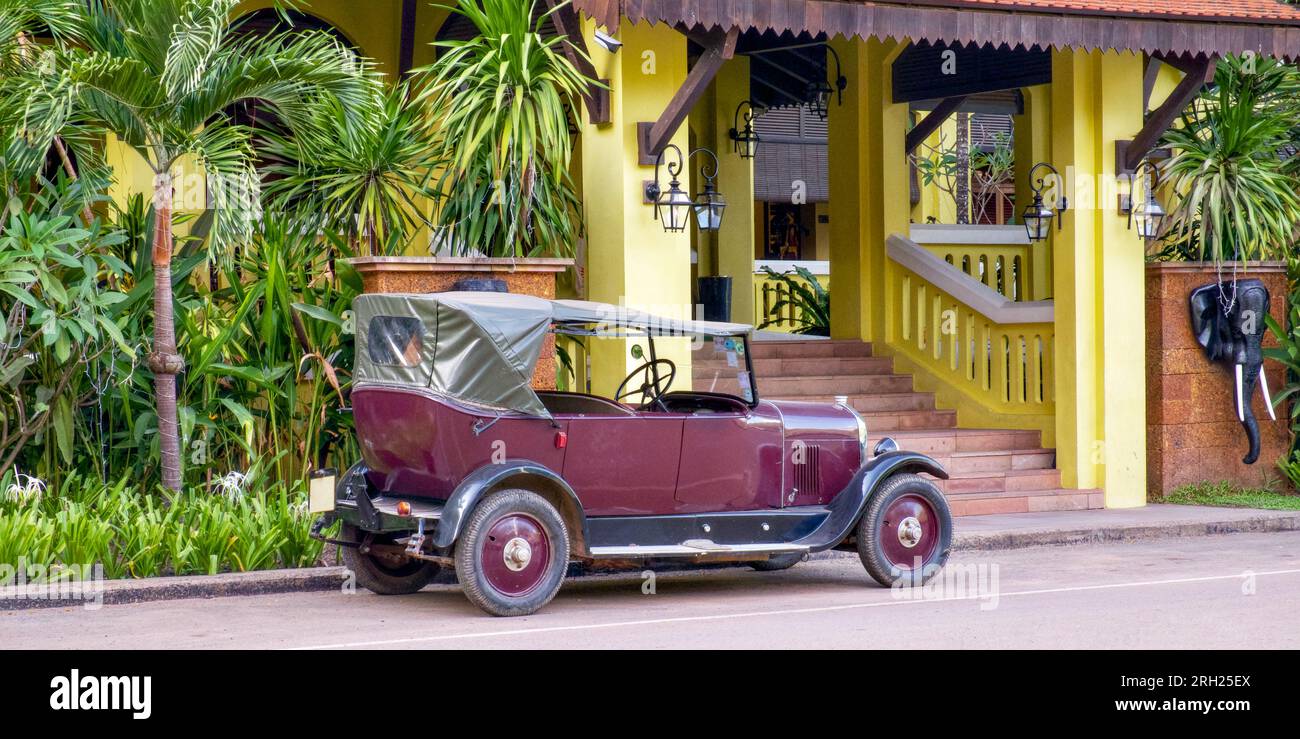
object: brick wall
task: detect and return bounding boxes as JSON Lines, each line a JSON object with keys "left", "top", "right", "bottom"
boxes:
{"left": 1146, "top": 262, "right": 1291, "bottom": 497}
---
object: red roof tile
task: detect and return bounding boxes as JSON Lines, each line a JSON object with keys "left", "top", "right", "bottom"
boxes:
{"left": 905, "top": 0, "right": 1300, "bottom": 24}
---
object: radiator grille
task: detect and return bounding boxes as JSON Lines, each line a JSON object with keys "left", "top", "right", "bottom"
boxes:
{"left": 792, "top": 444, "right": 822, "bottom": 499}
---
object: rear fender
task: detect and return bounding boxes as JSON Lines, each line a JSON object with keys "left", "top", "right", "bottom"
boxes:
{"left": 434, "top": 461, "right": 590, "bottom": 555}
{"left": 798, "top": 450, "right": 949, "bottom": 552}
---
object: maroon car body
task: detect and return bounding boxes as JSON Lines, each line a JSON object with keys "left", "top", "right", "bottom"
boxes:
{"left": 319, "top": 291, "right": 953, "bottom": 616}
{"left": 353, "top": 391, "right": 861, "bottom": 515}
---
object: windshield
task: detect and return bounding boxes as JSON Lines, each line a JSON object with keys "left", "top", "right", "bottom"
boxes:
{"left": 688, "top": 334, "right": 757, "bottom": 404}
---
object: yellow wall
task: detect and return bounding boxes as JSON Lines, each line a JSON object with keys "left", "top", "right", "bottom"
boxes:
{"left": 1049, "top": 49, "right": 1147, "bottom": 506}
{"left": 579, "top": 18, "right": 693, "bottom": 396}
{"left": 712, "top": 57, "right": 756, "bottom": 324}
{"left": 827, "top": 37, "right": 908, "bottom": 343}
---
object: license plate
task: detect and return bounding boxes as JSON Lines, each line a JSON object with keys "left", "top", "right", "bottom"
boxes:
{"left": 309, "top": 472, "right": 336, "bottom": 514}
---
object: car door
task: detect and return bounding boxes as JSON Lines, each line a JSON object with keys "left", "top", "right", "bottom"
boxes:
{"left": 674, "top": 402, "right": 784, "bottom": 512}
{"left": 561, "top": 413, "right": 685, "bottom": 516}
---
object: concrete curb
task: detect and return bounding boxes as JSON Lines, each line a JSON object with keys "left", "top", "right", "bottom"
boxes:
{"left": 952, "top": 510, "right": 1300, "bottom": 551}
{"left": 5, "top": 509, "right": 1299, "bottom": 611}
{"left": 0, "top": 567, "right": 349, "bottom": 612}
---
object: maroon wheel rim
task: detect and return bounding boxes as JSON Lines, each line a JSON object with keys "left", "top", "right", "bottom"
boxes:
{"left": 479, "top": 513, "right": 551, "bottom": 597}
{"left": 878, "top": 494, "right": 940, "bottom": 571}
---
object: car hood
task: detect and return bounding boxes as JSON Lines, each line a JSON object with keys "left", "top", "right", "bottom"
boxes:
{"left": 762, "top": 398, "right": 862, "bottom": 440}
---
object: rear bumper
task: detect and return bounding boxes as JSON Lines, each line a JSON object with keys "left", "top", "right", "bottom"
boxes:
{"left": 327, "top": 463, "right": 446, "bottom": 534}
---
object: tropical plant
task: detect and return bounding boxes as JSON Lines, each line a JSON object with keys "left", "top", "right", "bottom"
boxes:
{"left": 757, "top": 266, "right": 830, "bottom": 336}
{"left": 261, "top": 80, "right": 440, "bottom": 256}
{"left": 417, "top": 0, "right": 594, "bottom": 258}
{"left": 0, "top": 0, "right": 374, "bottom": 490}
{"left": 0, "top": 177, "right": 134, "bottom": 482}
{"left": 0, "top": 469, "right": 333, "bottom": 580}
{"left": 1159, "top": 55, "right": 1300, "bottom": 264}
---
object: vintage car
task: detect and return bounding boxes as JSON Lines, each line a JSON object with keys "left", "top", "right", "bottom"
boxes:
{"left": 312, "top": 291, "right": 953, "bottom": 616}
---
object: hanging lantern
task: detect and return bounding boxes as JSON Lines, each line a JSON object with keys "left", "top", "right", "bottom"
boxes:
{"left": 729, "top": 100, "right": 762, "bottom": 160}
{"left": 692, "top": 149, "right": 726, "bottom": 232}
{"left": 1127, "top": 160, "right": 1166, "bottom": 241}
{"left": 1022, "top": 162, "right": 1066, "bottom": 243}
{"left": 645, "top": 144, "right": 727, "bottom": 234}
{"left": 806, "top": 45, "right": 848, "bottom": 120}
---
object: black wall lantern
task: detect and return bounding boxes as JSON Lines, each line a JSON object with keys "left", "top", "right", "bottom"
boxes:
{"left": 807, "top": 44, "right": 848, "bottom": 120}
{"left": 645, "top": 144, "right": 726, "bottom": 233}
{"left": 728, "top": 99, "right": 762, "bottom": 160}
{"left": 1126, "top": 160, "right": 1166, "bottom": 241}
{"left": 692, "top": 148, "right": 726, "bottom": 232}
{"left": 1022, "top": 162, "right": 1067, "bottom": 243}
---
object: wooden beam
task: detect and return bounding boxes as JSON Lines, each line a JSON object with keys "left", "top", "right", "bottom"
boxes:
{"left": 1120, "top": 54, "right": 1216, "bottom": 172}
{"left": 1142, "top": 55, "right": 1161, "bottom": 114}
{"left": 545, "top": 0, "right": 611, "bottom": 124}
{"left": 637, "top": 26, "right": 739, "bottom": 164}
{"left": 905, "top": 96, "right": 968, "bottom": 155}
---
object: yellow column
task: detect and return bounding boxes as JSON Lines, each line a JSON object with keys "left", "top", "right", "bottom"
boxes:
{"left": 1050, "top": 49, "right": 1147, "bottom": 507}
{"left": 712, "top": 57, "right": 755, "bottom": 325}
{"left": 828, "top": 38, "right": 907, "bottom": 343}
{"left": 580, "top": 19, "right": 693, "bottom": 396}
{"left": 1015, "top": 84, "right": 1053, "bottom": 299}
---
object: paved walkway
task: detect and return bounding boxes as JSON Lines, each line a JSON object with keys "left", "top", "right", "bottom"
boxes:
{"left": 953, "top": 503, "right": 1300, "bottom": 550}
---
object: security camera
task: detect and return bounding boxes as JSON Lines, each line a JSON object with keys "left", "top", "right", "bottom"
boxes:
{"left": 594, "top": 29, "right": 622, "bottom": 53}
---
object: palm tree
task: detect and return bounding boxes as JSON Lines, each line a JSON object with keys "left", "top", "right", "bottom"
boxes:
{"left": 1160, "top": 55, "right": 1300, "bottom": 264}
{"left": 261, "top": 80, "right": 441, "bottom": 257}
{"left": 0, "top": 0, "right": 373, "bottom": 490}
{"left": 416, "top": 0, "right": 593, "bottom": 257}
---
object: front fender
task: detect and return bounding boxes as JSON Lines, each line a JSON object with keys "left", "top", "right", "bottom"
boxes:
{"left": 797, "top": 450, "right": 949, "bottom": 552}
{"left": 432, "top": 461, "right": 589, "bottom": 553}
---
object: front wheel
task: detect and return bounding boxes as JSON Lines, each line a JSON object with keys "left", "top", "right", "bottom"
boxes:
{"left": 856, "top": 473, "right": 952, "bottom": 587}
{"left": 455, "top": 489, "right": 570, "bottom": 617}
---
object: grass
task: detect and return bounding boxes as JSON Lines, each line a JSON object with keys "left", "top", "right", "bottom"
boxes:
{"left": 1164, "top": 481, "right": 1300, "bottom": 511}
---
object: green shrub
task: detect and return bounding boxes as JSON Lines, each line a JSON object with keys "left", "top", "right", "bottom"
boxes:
{"left": 0, "top": 472, "right": 329, "bottom": 580}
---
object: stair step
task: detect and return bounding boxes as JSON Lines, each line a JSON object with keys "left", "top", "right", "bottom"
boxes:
{"left": 947, "top": 489, "right": 1104, "bottom": 517}
{"left": 861, "top": 409, "right": 958, "bottom": 431}
{"left": 938, "top": 448, "right": 1056, "bottom": 474}
{"left": 937, "top": 469, "right": 1062, "bottom": 495}
{"left": 875, "top": 429, "right": 1044, "bottom": 455}
{"left": 797, "top": 392, "right": 938, "bottom": 413}
{"left": 704, "top": 356, "right": 897, "bottom": 376}
{"left": 748, "top": 340, "right": 873, "bottom": 359}
{"left": 761, "top": 375, "right": 914, "bottom": 396}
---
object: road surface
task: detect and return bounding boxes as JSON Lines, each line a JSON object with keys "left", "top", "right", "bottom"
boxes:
{"left": 5, "top": 532, "right": 1300, "bottom": 649}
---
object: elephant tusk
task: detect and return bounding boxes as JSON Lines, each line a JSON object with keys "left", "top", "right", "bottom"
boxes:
{"left": 1235, "top": 364, "right": 1245, "bottom": 422}
{"left": 1260, "top": 367, "right": 1277, "bottom": 421}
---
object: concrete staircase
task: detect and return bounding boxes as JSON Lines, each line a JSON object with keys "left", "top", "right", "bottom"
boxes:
{"left": 695, "top": 338, "right": 1102, "bottom": 516}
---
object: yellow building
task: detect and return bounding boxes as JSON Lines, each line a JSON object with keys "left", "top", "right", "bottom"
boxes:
{"left": 114, "top": 0, "right": 1300, "bottom": 513}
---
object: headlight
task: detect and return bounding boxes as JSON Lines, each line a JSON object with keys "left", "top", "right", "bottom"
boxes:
{"left": 873, "top": 437, "right": 899, "bottom": 457}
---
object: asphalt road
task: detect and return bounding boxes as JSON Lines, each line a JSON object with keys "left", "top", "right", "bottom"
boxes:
{"left": 5, "top": 532, "right": 1300, "bottom": 649}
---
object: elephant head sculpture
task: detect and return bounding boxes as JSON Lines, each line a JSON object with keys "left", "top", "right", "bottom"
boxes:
{"left": 1189, "top": 278, "right": 1276, "bottom": 464}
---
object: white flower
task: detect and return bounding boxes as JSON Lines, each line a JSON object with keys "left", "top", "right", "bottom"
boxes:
{"left": 214, "top": 471, "right": 248, "bottom": 500}
{"left": 5, "top": 472, "right": 46, "bottom": 504}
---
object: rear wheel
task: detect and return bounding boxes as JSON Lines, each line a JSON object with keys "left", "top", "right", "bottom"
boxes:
{"left": 856, "top": 473, "right": 952, "bottom": 587}
{"left": 455, "top": 489, "right": 569, "bottom": 617}
{"left": 749, "top": 552, "right": 804, "bottom": 572}
{"left": 340, "top": 523, "right": 440, "bottom": 595}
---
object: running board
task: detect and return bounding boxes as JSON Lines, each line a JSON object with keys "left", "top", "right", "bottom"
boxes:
{"left": 589, "top": 541, "right": 810, "bottom": 559}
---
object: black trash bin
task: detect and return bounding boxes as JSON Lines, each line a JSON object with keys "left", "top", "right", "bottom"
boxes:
{"left": 697, "top": 276, "right": 733, "bottom": 322}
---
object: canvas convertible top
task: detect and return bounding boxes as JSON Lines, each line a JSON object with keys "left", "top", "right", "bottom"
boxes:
{"left": 353, "top": 291, "right": 751, "bottom": 418}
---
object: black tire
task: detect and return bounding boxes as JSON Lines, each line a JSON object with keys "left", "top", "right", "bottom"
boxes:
{"left": 856, "top": 473, "right": 952, "bottom": 587}
{"left": 455, "top": 489, "right": 569, "bottom": 617}
{"left": 749, "top": 552, "right": 805, "bottom": 571}
{"left": 340, "top": 523, "right": 440, "bottom": 595}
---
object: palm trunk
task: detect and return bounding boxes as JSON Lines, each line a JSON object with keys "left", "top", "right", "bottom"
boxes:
{"left": 149, "top": 174, "right": 184, "bottom": 491}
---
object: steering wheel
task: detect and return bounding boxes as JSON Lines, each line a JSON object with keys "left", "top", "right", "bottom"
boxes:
{"left": 614, "top": 359, "right": 677, "bottom": 411}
